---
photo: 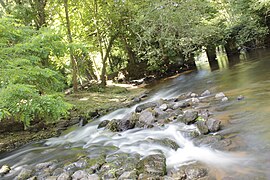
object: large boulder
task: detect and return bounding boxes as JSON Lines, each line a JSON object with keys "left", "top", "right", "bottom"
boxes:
{"left": 135, "top": 102, "right": 157, "bottom": 113}
{"left": 137, "top": 154, "right": 166, "bottom": 176}
{"left": 206, "top": 118, "right": 221, "bottom": 132}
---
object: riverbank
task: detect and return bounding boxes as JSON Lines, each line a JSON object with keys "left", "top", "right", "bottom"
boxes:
{"left": 0, "top": 84, "right": 147, "bottom": 154}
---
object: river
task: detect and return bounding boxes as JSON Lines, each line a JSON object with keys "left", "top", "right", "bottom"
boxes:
{"left": 1, "top": 49, "right": 270, "bottom": 179}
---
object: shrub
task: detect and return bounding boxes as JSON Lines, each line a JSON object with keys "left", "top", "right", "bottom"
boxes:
{"left": 0, "top": 84, "right": 72, "bottom": 128}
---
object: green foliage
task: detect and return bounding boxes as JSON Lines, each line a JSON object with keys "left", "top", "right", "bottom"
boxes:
{"left": 0, "top": 16, "right": 70, "bottom": 128}
{"left": 0, "top": 84, "right": 71, "bottom": 128}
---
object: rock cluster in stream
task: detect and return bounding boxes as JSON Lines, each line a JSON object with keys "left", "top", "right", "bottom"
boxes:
{"left": 8, "top": 90, "right": 239, "bottom": 180}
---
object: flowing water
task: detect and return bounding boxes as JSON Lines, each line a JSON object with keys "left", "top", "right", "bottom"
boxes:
{"left": 1, "top": 49, "right": 270, "bottom": 179}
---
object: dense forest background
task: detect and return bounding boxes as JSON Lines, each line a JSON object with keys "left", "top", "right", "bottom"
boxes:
{"left": 0, "top": 0, "right": 270, "bottom": 127}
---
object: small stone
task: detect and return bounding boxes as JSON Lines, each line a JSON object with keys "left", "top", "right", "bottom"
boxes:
{"left": 215, "top": 92, "right": 226, "bottom": 99}
{"left": 191, "top": 93, "right": 198, "bottom": 97}
{"left": 133, "top": 97, "right": 141, "bottom": 103}
{"left": 172, "top": 102, "right": 190, "bottom": 110}
{"left": 88, "top": 174, "right": 100, "bottom": 180}
{"left": 221, "top": 97, "right": 228, "bottom": 102}
{"left": 237, "top": 95, "right": 244, "bottom": 101}
{"left": 135, "top": 102, "right": 157, "bottom": 113}
{"left": 159, "top": 104, "right": 168, "bottom": 111}
{"left": 191, "top": 98, "right": 200, "bottom": 103}
{"left": 201, "top": 90, "right": 211, "bottom": 97}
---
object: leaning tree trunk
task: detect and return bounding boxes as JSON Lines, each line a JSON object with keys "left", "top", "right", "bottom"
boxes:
{"left": 64, "top": 0, "right": 78, "bottom": 92}
{"left": 100, "top": 35, "right": 117, "bottom": 87}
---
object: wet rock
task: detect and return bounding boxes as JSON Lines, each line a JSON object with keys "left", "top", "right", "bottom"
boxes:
{"left": 138, "top": 173, "right": 162, "bottom": 180}
{"left": 57, "top": 172, "right": 70, "bottom": 180}
{"left": 215, "top": 92, "right": 226, "bottom": 99}
{"left": 193, "top": 135, "right": 231, "bottom": 150}
{"left": 106, "top": 113, "right": 138, "bottom": 132}
{"left": 88, "top": 174, "right": 100, "bottom": 180}
{"left": 181, "top": 130, "right": 200, "bottom": 139}
{"left": 52, "top": 168, "right": 64, "bottom": 176}
{"left": 16, "top": 168, "right": 34, "bottom": 180}
{"left": 99, "top": 153, "right": 140, "bottom": 179}
{"left": 199, "top": 110, "right": 211, "bottom": 120}
{"left": 0, "top": 165, "right": 11, "bottom": 176}
{"left": 71, "top": 170, "right": 92, "bottom": 180}
{"left": 118, "top": 171, "right": 138, "bottom": 180}
{"left": 146, "top": 138, "right": 180, "bottom": 150}
{"left": 169, "top": 162, "right": 208, "bottom": 180}
{"left": 135, "top": 102, "right": 157, "bottom": 113}
{"left": 46, "top": 176, "right": 58, "bottom": 180}
{"left": 201, "top": 90, "right": 211, "bottom": 97}
{"left": 133, "top": 97, "right": 141, "bottom": 103}
{"left": 185, "top": 163, "right": 208, "bottom": 179}
{"left": 97, "top": 120, "right": 110, "bottom": 129}
{"left": 88, "top": 109, "right": 100, "bottom": 119}
{"left": 196, "top": 121, "right": 209, "bottom": 135}
{"left": 191, "top": 98, "right": 200, "bottom": 104}
{"left": 138, "top": 109, "right": 156, "bottom": 127}
{"left": 221, "top": 97, "right": 229, "bottom": 102}
{"left": 178, "top": 110, "right": 198, "bottom": 124}
{"left": 78, "top": 116, "right": 88, "bottom": 127}
{"left": 137, "top": 154, "right": 166, "bottom": 176}
{"left": 191, "top": 93, "right": 198, "bottom": 97}
{"left": 237, "top": 95, "right": 244, "bottom": 101}
{"left": 172, "top": 102, "right": 190, "bottom": 110}
{"left": 206, "top": 118, "right": 221, "bottom": 132}
{"left": 160, "top": 104, "right": 168, "bottom": 111}
{"left": 35, "top": 161, "right": 56, "bottom": 171}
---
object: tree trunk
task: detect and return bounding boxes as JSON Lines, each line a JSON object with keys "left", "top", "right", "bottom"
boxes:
{"left": 64, "top": 0, "right": 78, "bottom": 92}
{"left": 100, "top": 35, "right": 117, "bottom": 87}
{"left": 206, "top": 45, "right": 217, "bottom": 62}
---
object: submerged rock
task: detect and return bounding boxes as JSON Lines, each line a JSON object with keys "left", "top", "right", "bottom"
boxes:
{"left": 146, "top": 138, "right": 180, "bottom": 150}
